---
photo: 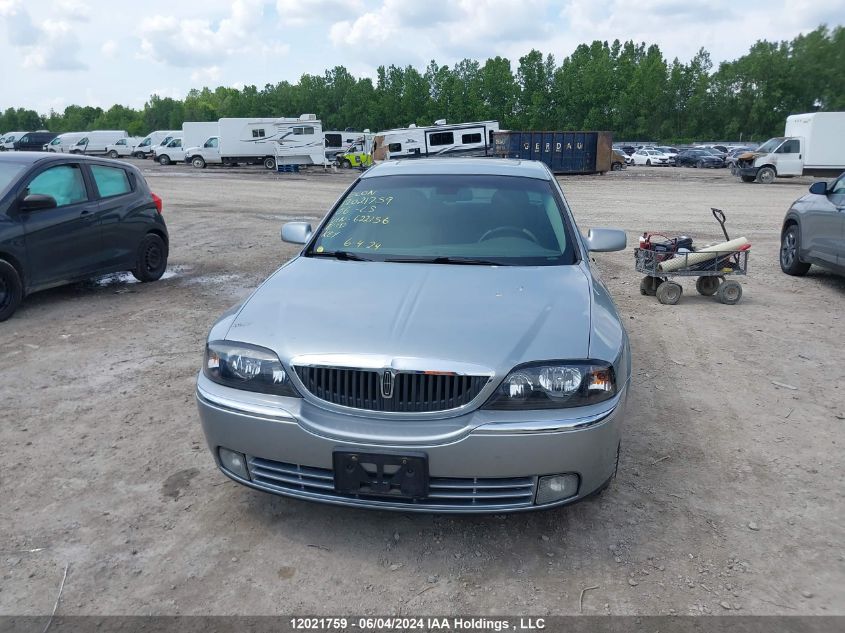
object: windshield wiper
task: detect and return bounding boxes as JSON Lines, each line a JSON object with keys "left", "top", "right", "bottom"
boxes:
{"left": 384, "top": 256, "right": 503, "bottom": 266}
{"left": 309, "top": 250, "right": 372, "bottom": 261}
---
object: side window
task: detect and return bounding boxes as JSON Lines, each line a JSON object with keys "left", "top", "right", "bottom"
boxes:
{"left": 831, "top": 177, "right": 845, "bottom": 195}
{"left": 429, "top": 132, "right": 454, "bottom": 146}
{"left": 116, "top": 139, "right": 126, "bottom": 146}
{"left": 462, "top": 133, "right": 482, "bottom": 144}
{"left": 205, "top": 137, "right": 218, "bottom": 148}
{"left": 252, "top": 129, "right": 265, "bottom": 138}
{"left": 783, "top": 140, "right": 799, "bottom": 153}
{"left": 20, "top": 135, "right": 30, "bottom": 143}
{"left": 325, "top": 133, "right": 341, "bottom": 147}
{"left": 26, "top": 164, "right": 88, "bottom": 207}
{"left": 388, "top": 143, "right": 402, "bottom": 153}
{"left": 90, "top": 165, "right": 132, "bottom": 198}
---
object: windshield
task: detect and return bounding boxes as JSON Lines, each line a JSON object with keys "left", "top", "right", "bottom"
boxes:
{"left": 308, "top": 174, "right": 576, "bottom": 266}
{"left": 0, "top": 162, "right": 27, "bottom": 197}
{"left": 757, "top": 138, "right": 784, "bottom": 153}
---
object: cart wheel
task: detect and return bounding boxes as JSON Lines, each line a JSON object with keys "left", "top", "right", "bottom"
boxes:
{"left": 656, "top": 281, "right": 682, "bottom": 305}
{"left": 695, "top": 276, "right": 720, "bottom": 296}
{"left": 717, "top": 280, "right": 742, "bottom": 305}
{"left": 639, "top": 276, "right": 661, "bottom": 296}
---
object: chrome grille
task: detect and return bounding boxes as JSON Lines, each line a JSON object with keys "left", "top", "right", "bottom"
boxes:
{"left": 248, "top": 457, "right": 536, "bottom": 509}
{"left": 294, "top": 366, "right": 488, "bottom": 412}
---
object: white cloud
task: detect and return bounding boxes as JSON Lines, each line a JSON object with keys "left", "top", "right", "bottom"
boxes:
{"left": 276, "top": 0, "right": 363, "bottom": 26}
{"left": 139, "top": 0, "right": 275, "bottom": 68}
{"left": 55, "top": 0, "right": 91, "bottom": 22}
{"left": 3, "top": 2, "right": 88, "bottom": 71}
{"left": 101, "top": 39, "right": 118, "bottom": 56}
{"left": 190, "top": 65, "right": 222, "bottom": 83}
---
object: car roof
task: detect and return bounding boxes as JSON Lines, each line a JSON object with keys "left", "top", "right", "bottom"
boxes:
{"left": 0, "top": 151, "right": 138, "bottom": 169}
{"left": 363, "top": 158, "right": 552, "bottom": 180}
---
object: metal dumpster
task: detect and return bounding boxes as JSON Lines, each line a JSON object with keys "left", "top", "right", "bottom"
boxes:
{"left": 490, "top": 131, "right": 613, "bottom": 174}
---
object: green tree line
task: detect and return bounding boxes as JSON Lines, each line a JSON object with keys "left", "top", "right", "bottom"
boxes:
{"left": 1, "top": 25, "right": 841, "bottom": 143}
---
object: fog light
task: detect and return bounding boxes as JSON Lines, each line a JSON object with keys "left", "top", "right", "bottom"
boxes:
{"left": 536, "top": 474, "right": 579, "bottom": 504}
{"left": 219, "top": 448, "right": 250, "bottom": 480}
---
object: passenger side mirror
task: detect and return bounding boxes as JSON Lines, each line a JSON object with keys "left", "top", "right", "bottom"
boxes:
{"left": 584, "top": 228, "right": 627, "bottom": 253}
{"left": 281, "top": 221, "right": 313, "bottom": 245}
{"left": 20, "top": 193, "right": 57, "bottom": 212}
{"left": 809, "top": 181, "right": 828, "bottom": 195}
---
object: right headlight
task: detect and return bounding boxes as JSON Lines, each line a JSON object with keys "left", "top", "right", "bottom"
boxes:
{"left": 203, "top": 340, "right": 300, "bottom": 397}
{"left": 483, "top": 361, "right": 616, "bottom": 410}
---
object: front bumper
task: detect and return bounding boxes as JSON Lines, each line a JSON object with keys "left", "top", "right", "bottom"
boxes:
{"left": 195, "top": 375, "right": 627, "bottom": 513}
{"left": 733, "top": 165, "right": 758, "bottom": 177}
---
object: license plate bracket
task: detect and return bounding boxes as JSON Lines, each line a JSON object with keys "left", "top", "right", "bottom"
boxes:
{"left": 333, "top": 451, "right": 429, "bottom": 499}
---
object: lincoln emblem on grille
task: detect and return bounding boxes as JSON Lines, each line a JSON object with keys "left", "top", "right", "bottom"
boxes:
{"left": 381, "top": 369, "right": 395, "bottom": 399}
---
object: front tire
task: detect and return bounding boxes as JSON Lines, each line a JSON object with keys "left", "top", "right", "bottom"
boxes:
{"left": 191, "top": 156, "right": 206, "bottom": 169}
{"left": 756, "top": 166, "right": 776, "bottom": 184}
{"left": 656, "top": 281, "right": 682, "bottom": 305}
{"left": 0, "top": 259, "right": 23, "bottom": 322}
{"left": 780, "top": 225, "right": 810, "bottom": 276}
{"left": 611, "top": 162, "right": 622, "bottom": 171}
{"left": 639, "top": 276, "right": 660, "bottom": 296}
{"left": 264, "top": 157, "right": 276, "bottom": 170}
{"left": 108, "top": 150, "right": 119, "bottom": 159}
{"left": 132, "top": 234, "right": 168, "bottom": 282}
{"left": 646, "top": 159, "right": 651, "bottom": 166}
{"left": 717, "top": 280, "right": 743, "bottom": 305}
{"left": 740, "top": 175, "right": 755, "bottom": 183}
{"left": 158, "top": 155, "right": 171, "bottom": 166}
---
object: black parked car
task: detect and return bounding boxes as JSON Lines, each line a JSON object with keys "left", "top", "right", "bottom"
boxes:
{"left": 0, "top": 152, "right": 169, "bottom": 320}
{"left": 675, "top": 149, "right": 724, "bottom": 168}
{"left": 12, "top": 132, "right": 58, "bottom": 152}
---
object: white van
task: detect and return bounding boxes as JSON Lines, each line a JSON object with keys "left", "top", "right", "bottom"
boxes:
{"left": 105, "top": 136, "right": 144, "bottom": 158}
{"left": 0, "top": 131, "right": 28, "bottom": 151}
{"left": 69, "top": 130, "right": 128, "bottom": 155}
{"left": 45, "top": 132, "right": 86, "bottom": 153}
{"left": 153, "top": 137, "right": 184, "bottom": 165}
{"left": 134, "top": 130, "right": 179, "bottom": 158}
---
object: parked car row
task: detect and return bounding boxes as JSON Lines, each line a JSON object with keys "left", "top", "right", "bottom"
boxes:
{"left": 613, "top": 143, "right": 758, "bottom": 169}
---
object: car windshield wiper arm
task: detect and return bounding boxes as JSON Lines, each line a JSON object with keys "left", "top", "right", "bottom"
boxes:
{"left": 384, "top": 256, "right": 503, "bottom": 266}
{"left": 309, "top": 250, "right": 372, "bottom": 261}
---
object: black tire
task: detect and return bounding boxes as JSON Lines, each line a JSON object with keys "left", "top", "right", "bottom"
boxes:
{"left": 191, "top": 156, "right": 206, "bottom": 169}
{"left": 133, "top": 152, "right": 144, "bottom": 159}
{"left": 756, "top": 166, "right": 776, "bottom": 184}
{"left": 740, "top": 175, "right": 755, "bottom": 183}
{"left": 717, "top": 280, "right": 742, "bottom": 305}
{"left": 695, "top": 276, "right": 720, "bottom": 296}
{"left": 158, "top": 155, "right": 171, "bottom": 166}
{"left": 263, "top": 157, "right": 276, "bottom": 170}
{"left": 611, "top": 162, "right": 623, "bottom": 171}
{"left": 0, "top": 259, "right": 23, "bottom": 321}
{"left": 132, "top": 234, "right": 168, "bottom": 282}
{"left": 697, "top": 160, "right": 705, "bottom": 168}
{"left": 639, "top": 276, "right": 660, "bottom": 296}
{"left": 339, "top": 159, "right": 351, "bottom": 169}
{"left": 645, "top": 159, "right": 651, "bottom": 166}
{"left": 656, "top": 281, "right": 682, "bottom": 305}
{"left": 108, "top": 150, "right": 119, "bottom": 159}
{"left": 780, "top": 224, "right": 810, "bottom": 276}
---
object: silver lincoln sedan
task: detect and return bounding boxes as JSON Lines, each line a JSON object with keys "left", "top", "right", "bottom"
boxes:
{"left": 196, "top": 158, "right": 631, "bottom": 512}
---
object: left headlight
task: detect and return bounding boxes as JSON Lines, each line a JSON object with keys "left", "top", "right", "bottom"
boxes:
{"left": 483, "top": 361, "right": 616, "bottom": 410}
{"left": 203, "top": 340, "right": 300, "bottom": 397}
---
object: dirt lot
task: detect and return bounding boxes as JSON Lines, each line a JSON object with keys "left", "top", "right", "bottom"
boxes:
{"left": 1, "top": 161, "right": 843, "bottom": 617}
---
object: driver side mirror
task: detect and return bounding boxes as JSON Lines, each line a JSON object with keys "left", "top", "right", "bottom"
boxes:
{"left": 809, "top": 181, "right": 828, "bottom": 195}
{"left": 20, "top": 193, "right": 57, "bottom": 212}
{"left": 281, "top": 221, "right": 312, "bottom": 245}
{"left": 584, "top": 228, "right": 627, "bottom": 252}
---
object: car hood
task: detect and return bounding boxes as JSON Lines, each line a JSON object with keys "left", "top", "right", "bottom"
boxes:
{"left": 226, "top": 257, "right": 593, "bottom": 375}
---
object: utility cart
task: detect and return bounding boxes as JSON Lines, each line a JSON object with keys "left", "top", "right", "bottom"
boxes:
{"left": 634, "top": 209, "right": 750, "bottom": 305}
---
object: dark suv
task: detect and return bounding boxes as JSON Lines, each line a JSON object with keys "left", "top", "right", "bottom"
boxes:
{"left": 13, "top": 132, "right": 58, "bottom": 152}
{"left": 0, "top": 153, "right": 169, "bottom": 320}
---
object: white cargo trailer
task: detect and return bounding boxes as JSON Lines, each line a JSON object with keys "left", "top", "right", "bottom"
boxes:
{"left": 734, "top": 112, "right": 845, "bottom": 183}
{"left": 373, "top": 120, "right": 499, "bottom": 160}
{"left": 208, "top": 115, "right": 326, "bottom": 169}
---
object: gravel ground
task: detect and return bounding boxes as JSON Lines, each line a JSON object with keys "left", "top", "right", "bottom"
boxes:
{"left": 1, "top": 161, "right": 843, "bottom": 617}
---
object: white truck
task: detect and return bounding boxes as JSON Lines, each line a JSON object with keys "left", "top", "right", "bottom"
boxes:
{"left": 734, "top": 112, "right": 845, "bottom": 183}
{"left": 0, "top": 131, "right": 28, "bottom": 151}
{"left": 45, "top": 132, "right": 86, "bottom": 152}
{"left": 181, "top": 122, "right": 219, "bottom": 154}
{"left": 134, "top": 130, "right": 179, "bottom": 158}
{"left": 104, "top": 136, "right": 144, "bottom": 158}
{"left": 153, "top": 137, "right": 184, "bottom": 165}
{"left": 69, "top": 130, "right": 129, "bottom": 155}
{"left": 373, "top": 119, "right": 500, "bottom": 160}
{"left": 186, "top": 115, "right": 325, "bottom": 169}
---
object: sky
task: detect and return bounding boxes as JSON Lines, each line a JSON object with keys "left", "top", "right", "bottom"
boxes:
{"left": 1, "top": 0, "right": 843, "bottom": 115}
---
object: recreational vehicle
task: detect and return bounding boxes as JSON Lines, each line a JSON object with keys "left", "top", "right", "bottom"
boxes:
{"left": 200, "top": 115, "right": 326, "bottom": 169}
{"left": 105, "top": 136, "right": 144, "bottom": 158}
{"left": 69, "top": 130, "right": 128, "bottom": 155}
{"left": 134, "top": 130, "right": 179, "bottom": 158}
{"left": 373, "top": 120, "right": 499, "bottom": 160}
{"left": 45, "top": 132, "right": 86, "bottom": 152}
{"left": 153, "top": 137, "right": 184, "bottom": 165}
